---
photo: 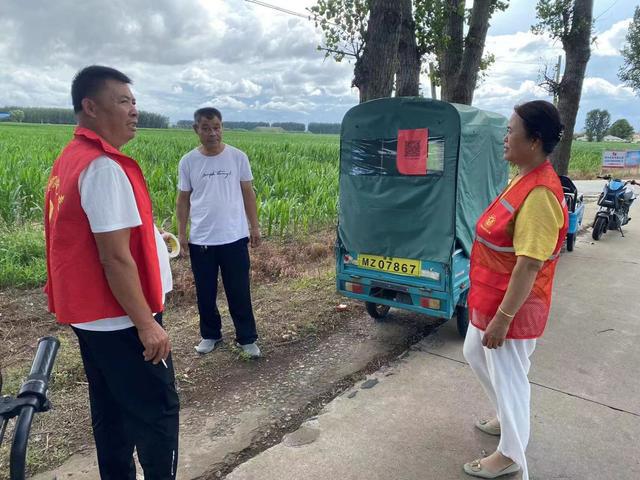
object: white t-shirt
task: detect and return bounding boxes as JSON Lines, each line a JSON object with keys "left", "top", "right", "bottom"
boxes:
{"left": 178, "top": 145, "right": 253, "bottom": 245}
{"left": 71, "top": 156, "right": 173, "bottom": 332}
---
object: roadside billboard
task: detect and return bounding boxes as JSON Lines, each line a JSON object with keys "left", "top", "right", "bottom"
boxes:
{"left": 602, "top": 150, "right": 627, "bottom": 168}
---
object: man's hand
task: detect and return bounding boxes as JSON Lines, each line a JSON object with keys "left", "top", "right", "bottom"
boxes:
{"left": 138, "top": 319, "right": 171, "bottom": 364}
{"left": 250, "top": 227, "right": 261, "bottom": 248}
{"left": 178, "top": 233, "right": 189, "bottom": 258}
{"left": 482, "top": 313, "right": 511, "bottom": 349}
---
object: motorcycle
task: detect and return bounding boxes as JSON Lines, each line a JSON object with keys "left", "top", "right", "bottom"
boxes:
{"left": 592, "top": 175, "right": 637, "bottom": 241}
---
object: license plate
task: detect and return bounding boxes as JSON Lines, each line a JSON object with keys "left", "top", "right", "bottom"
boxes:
{"left": 357, "top": 254, "right": 421, "bottom": 277}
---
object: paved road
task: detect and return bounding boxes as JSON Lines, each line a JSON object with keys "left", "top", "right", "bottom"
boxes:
{"left": 229, "top": 204, "right": 640, "bottom": 480}
{"left": 574, "top": 178, "right": 640, "bottom": 197}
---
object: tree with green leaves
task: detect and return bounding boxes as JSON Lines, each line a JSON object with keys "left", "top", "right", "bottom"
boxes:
{"left": 584, "top": 109, "right": 610, "bottom": 142}
{"left": 310, "top": 0, "right": 508, "bottom": 104}
{"left": 608, "top": 118, "right": 634, "bottom": 141}
{"left": 532, "top": 0, "right": 594, "bottom": 175}
{"left": 619, "top": 6, "right": 640, "bottom": 95}
{"left": 9, "top": 109, "right": 24, "bottom": 123}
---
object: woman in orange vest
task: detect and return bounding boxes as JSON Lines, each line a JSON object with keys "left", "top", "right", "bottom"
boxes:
{"left": 462, "top": 100, "right": 568, "bottom": 479}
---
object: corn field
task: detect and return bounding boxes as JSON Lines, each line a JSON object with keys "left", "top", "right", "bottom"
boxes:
{"left": 0, "top": 123, "right": 339, "bottom": 287}
{"left": 0, "top": 123, "right": 339, "bottom": 236}
{"left": 0, "top": 122, "right": 637, "bottom": 287}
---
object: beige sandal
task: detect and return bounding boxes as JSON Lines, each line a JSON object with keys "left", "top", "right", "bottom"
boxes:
{"left": 475, "top": 418, "right": 501, "bottom": 436}
{"left": 463, "top": 458, "right": 520, "bottom": 478}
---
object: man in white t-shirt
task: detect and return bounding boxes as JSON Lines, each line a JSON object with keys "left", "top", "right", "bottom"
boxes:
{"left": 176, "top": 107, "right": 261, "bottom": 358}
{"left": 44, "top": 66, "right": 179, "bottom": 479}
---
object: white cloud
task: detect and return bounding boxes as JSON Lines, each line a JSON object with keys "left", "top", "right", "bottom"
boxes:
{"left": 260, "top": 100, "right": 313, "bottom": 113}
{"left": 593, "top": 19, "right": 631, "bottom": 57}
{"left": 0, "top": 0, "right": 638, "bottom": 127}
{"left": 474, "top": 80, "right": 551, "bottom": 116}
{"left": 582, "top": 77, "right": 635, "bottom": 97}
{"left": 180, "top": 67, "right": 263, "bottom": 97}
{"left": 201, "top": 95, "right": 249, "bottom": 111}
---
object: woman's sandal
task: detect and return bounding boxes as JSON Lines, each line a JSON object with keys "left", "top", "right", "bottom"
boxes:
{"left": 475, "top": 418, "right": 501, "bottom": 436}
{"left": 463, "top": 458, "right": 520, "bottom": 478}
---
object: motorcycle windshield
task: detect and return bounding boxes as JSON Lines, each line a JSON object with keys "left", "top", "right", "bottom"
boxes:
{"left": 609, "top": 180, "right": 624, "bottom": 191}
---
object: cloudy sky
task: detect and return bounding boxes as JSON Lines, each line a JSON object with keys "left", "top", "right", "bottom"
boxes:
{"left": 0, "top": 0, "right": 638, "bottom": 131}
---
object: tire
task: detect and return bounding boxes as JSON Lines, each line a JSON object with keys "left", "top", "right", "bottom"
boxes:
{"left": 592, "top": 216, "right": 607, "bottom": 241}
{"left": 365, "top": 302, "right": 391, "bottom": 320}
{"left": 455, "top": 304, "right": 469, "bottom": 338}
{"left": 566, "top": 233, "right": 575, "bottom": 252}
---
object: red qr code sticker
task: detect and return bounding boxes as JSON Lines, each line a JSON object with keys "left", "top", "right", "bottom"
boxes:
{"left": 397, "top": 129, "right": 428, "bottom": 175}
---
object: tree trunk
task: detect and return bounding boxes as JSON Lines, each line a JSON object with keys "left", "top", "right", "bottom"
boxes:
{"left": 396, "top": 0, "right": 421, "bottom": 97}
{"left": 453, "top": 0, "right": 492, "bottom": 104}
{"left": 440, "top": 0, "right": 494, "bottom": 105}
{"left": 353, "top": 0, "right": 403, "bottom": 103}
{"left": 551, "top": 0, "right": 594, "bottom": 175}
{"left": 440, "top": 0, "right": 464, "bottom": 102}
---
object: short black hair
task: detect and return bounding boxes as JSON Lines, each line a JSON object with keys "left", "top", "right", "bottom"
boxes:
{"left": 514, "top": 100, "right": 564, "bottom": 155}
{"left": 71, "top": 65, "right": 132, "bottom": 113}
{"left": 194, "top": 107, "right": 222, "bottom": 124}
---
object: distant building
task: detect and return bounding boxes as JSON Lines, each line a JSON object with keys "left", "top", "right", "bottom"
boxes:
{"left": 0, "top": 112, "right": 10, "bottom": 120}
{"left": 576, "top": 135, "right": 589, "bottom": 142}
{"left": 632, "top": 133, "right": 640, "bottom": 143}
{"left": 603, "top": 135, "right": 625, "bottom": 142}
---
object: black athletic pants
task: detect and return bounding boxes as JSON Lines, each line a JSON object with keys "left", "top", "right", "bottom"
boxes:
{"left": 72, "top": 313, "right": 179, "bottom": 480}
{"left": 189, "top": 237, "right": 258, "bottom": 345}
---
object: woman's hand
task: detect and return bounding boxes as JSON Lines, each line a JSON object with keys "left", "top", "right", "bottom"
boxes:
{"left": 482, "top": 312, "right": 512, "bottom": 349}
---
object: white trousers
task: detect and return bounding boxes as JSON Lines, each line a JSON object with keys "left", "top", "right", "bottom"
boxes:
{"left": 463, "top": 323, "right": 537, "bottom": 480}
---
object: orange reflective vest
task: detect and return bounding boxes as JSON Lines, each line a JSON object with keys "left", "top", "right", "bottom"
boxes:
{"left": 44, "top": 127, "right": 163, "bottom": 324}
{"left": 468, "top": 160, "right": 568, "bottom": 339}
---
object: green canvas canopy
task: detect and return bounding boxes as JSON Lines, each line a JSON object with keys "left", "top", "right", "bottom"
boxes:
{"left": 338, "top": 97, "right": 508, "bottom": 264}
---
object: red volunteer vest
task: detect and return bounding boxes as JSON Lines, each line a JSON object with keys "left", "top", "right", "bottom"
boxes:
{"left": 468, "top": 160, "right": 568, "bottom": 339}
{"left": 44, "top": 127, "right": 163, "bottom": 324}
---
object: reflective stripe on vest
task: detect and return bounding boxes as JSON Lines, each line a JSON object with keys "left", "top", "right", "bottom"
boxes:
{"left": 475, "top": 236, "right": 516, "bottom": 253}
{"left": 478, "top": 233, "right": 562, "bottom": 261}
{"left": 499, "top": 198, "right": 515, "bottom": 214}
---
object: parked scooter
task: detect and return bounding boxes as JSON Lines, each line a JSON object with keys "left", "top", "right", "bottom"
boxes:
{"left": 592, "top": 175, "right": 637, "bottom": 241}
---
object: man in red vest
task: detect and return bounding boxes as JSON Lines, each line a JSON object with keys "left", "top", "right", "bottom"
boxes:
{"left": 44, "top": 65, "right": 179, "bottom": 479}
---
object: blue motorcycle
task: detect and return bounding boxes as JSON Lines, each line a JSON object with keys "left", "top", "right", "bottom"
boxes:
{"left": 592, "top": 175, "right": 637, "bottom": 241}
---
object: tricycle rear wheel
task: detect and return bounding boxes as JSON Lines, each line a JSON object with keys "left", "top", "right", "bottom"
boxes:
{"left": 566, "top": 233, "right": 575, "bottom": 252}
{"left": 365, "top": 302, "right": 391, "bottom": 320}
{"left": 455, "top": 304, "right": 469, "bottom": 338}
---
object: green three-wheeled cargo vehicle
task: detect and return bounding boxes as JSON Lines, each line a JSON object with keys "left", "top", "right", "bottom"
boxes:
{"left": 336, "top": 97, "right": 509, "bottom": 337}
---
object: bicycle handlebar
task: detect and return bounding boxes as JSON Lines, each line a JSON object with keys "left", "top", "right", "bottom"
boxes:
{"left": 597, "top": 175, "right": 637, "bottom": 186}
{"left": 18, "top": 336, "right": 59, "bottom": 405}
{"left": 5, "top": 336, "right": 60, "bottom": 480}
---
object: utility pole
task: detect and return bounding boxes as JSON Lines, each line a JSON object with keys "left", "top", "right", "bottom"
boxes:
{"left": 553, "top": 55, "right": 562, "bottom": 106}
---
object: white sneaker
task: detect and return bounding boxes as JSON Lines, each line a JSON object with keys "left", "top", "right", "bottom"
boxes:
{"left": 195, "top": 338, "right": 222, "bottom": 354}
{"left": 239, "top": 342, "right": 261, "bottom": 358}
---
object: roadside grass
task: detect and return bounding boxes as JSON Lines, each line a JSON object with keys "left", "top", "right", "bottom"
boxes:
{"left": 0, "top": 222, "right": 46, "bottom": 288}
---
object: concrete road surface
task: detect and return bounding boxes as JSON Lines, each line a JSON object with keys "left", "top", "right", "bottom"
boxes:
{"left": 574, "top": 178, "right": 640, "bottom": 198}
{"left": 228, "top": 203, "right": 640, "bottom": 480}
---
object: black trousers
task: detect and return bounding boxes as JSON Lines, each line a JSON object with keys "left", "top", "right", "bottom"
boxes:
{"left": 189, "top": 237, "right": 258, "bottom": 345}
{"left": 72, "top": 313, "right": 179, "bottom": 480}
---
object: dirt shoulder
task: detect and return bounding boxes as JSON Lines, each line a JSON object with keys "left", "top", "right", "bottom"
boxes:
{"left": 0, "top": 231, "right": 439, "bottom": 479}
